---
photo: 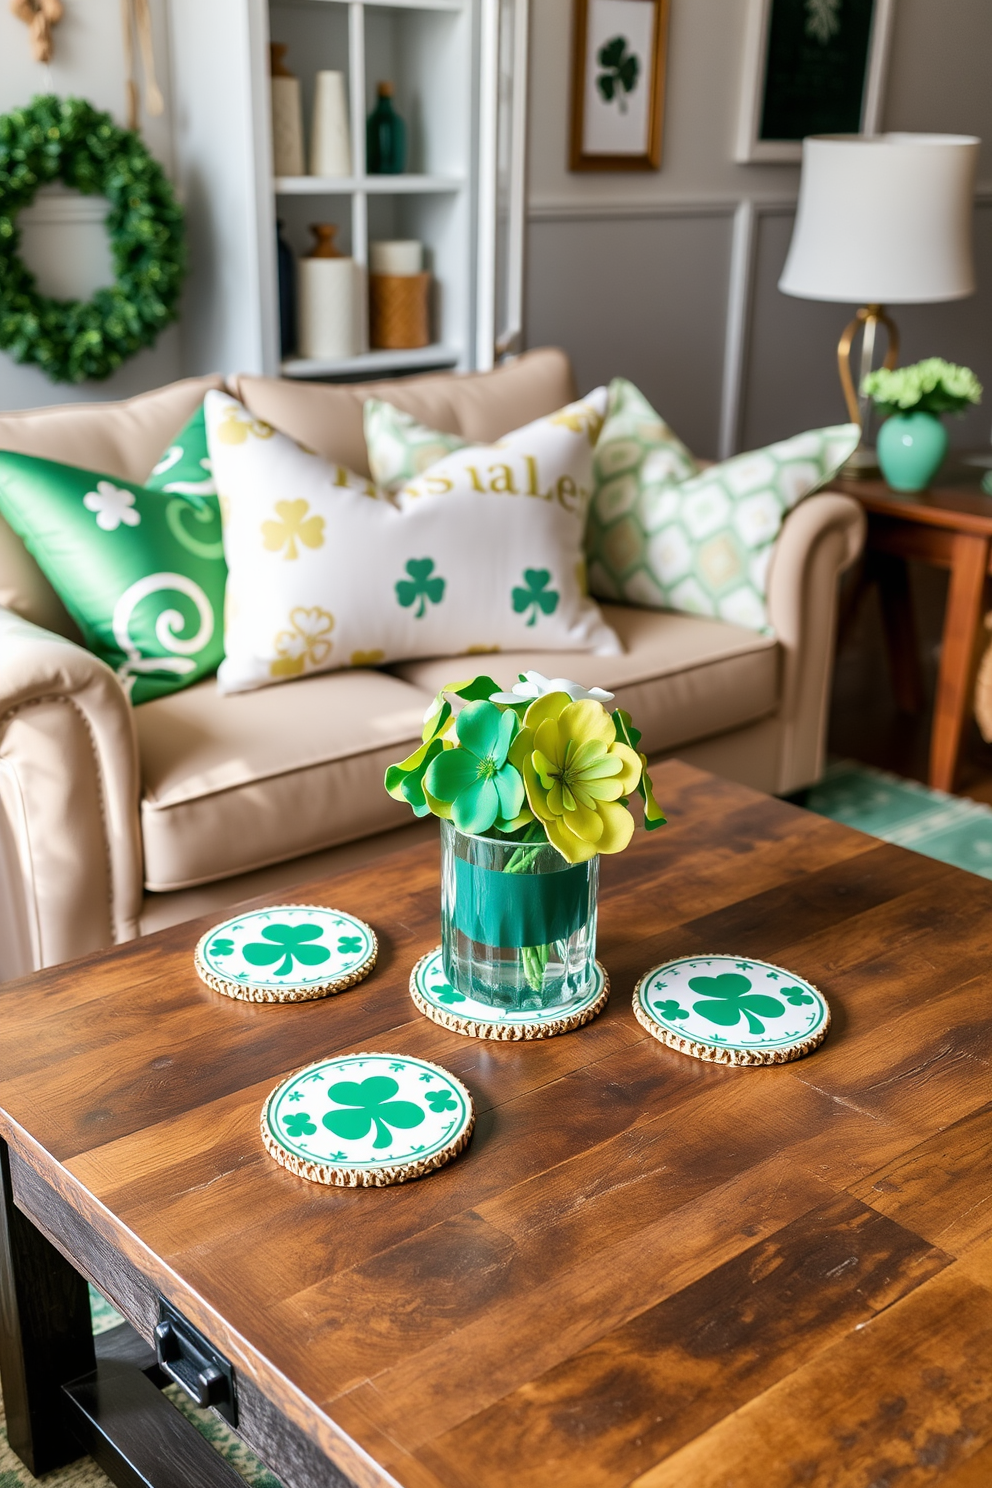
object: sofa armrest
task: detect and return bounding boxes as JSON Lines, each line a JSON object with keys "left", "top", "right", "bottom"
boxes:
{"left": 0, "top": 609, "right": 143, "bottom": 977}
{"left": 765, "top": 491, "right": 866, "bottom": 795}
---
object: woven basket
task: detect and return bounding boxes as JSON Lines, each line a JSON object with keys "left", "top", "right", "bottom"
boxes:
{"left": 369, "top": 272, "right": 430, "bottom": 349}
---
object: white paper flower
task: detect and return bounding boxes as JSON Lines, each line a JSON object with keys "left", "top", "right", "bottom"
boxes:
{"left": 489, "top": 671, "right": 615, "bottom": 706}
{"left": 83, "top": 481, "right": 141, "bottom": 531}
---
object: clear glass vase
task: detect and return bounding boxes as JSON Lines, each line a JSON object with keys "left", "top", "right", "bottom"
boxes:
{"left": 439, "top": 817, "right": 598, "bottom": 1011}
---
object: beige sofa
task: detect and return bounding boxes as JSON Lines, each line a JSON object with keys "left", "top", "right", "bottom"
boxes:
{"left": 0, "top": 349, "right": 864, "bottom": 979}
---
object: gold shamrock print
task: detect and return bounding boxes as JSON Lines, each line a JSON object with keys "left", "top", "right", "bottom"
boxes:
{"left": 350, "top": 649, "right": 386, "bottom": 667}
{"left": 550, "top": 401, "right": 604, "bottom": 445}
{"left": 216, "top": 408, "right": 275, "bottom": 444}
{"left": 261, "top": 499, "right": 326, "bottom": 559}
{"left": 270, "top": 607, "right": 335, "bottom": 678}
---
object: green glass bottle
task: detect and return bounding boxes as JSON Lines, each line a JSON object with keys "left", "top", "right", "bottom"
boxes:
{"left": 366, "top": 81, "right": 407, "bottom": 174}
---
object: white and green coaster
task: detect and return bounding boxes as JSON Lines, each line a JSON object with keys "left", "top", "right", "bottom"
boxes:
{"left": 633, "top": 954, "right": 830, "bottom": 1066}
{"left": 260, "top": 1052, "right": 475, "bottom": 1186}
{"left": 410, "top": 945, "right": 610, "bottom": 1040}
{"left": 195, "top": 904, "right": 377, "bottom": 1004}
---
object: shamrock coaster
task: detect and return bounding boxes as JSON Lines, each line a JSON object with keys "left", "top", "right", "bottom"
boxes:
{"left": 260, "top": 1052, "right": 475, "bottom": 1186}
{"left": 633, "top": 954, "right": 830, "bottom": 1066}
{"left": 410, "top": 946, "right": 610, "bottom": 1040}
{"left": 195, "top": 905, "right": 377, "bottom": 1003}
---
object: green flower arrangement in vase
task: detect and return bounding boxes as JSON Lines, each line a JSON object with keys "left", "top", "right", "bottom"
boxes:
{"left": 386, "top": 672, "right": 665, "bottom": 1010}
{"left": 862, "top": 358, "right": 982, "bottom": 492}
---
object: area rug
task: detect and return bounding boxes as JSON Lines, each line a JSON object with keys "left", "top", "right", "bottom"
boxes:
{"left": 796, "top": 760, "right": 992, "bottom": 879}
{"left": 0, "top": 1288, "right": 281, "bottom": 1488}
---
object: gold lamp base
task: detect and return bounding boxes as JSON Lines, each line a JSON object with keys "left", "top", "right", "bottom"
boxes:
{"left": 837, "top": 304, "right": 899, "bottom": 478}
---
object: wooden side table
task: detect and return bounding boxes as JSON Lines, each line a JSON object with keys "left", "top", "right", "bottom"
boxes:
{"left": 835, "top": 470, "right": 992, "bottom": 792}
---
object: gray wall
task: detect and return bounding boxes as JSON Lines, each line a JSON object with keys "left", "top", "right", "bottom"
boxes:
{"left": 525, "top": 0, "right": 992, "bottom": 458}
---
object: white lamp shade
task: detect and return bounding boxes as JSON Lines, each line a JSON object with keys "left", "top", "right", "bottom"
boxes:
{"left": 779, "top": 133, "right": 979, "bottom": 304}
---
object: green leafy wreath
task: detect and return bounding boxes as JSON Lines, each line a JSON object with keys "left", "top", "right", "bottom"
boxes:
{"left": 0, "top": 95, "right": 185, "bottom": 384}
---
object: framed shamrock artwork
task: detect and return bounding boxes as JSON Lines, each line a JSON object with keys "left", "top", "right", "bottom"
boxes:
{"left": 735, "top": 0, "right": 895, "bottom": 162}
{"left": 569, "top": 0, "right": 670, "bottom": 171}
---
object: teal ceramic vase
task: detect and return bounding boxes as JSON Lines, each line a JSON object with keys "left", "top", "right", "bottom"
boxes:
{"left": 877, "top": 412, "right": 948, "bottom": 492}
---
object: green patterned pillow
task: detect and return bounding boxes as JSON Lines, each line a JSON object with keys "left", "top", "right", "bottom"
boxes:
{"left": 586, "top": 380, "right": 858, "bottom": 629}
{"left": 0, "top": 439, "right": 226, "bottom": 704}
{"left": 364, "top": 399, "right": 467, "bottom": 492}
{"left": 146, "top": 403, "right": 217, "bottom": 499}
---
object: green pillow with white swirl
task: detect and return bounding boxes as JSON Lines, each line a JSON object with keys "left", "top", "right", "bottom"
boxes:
{"left": 0, "top": 436, "right": 226, "bottom": 704}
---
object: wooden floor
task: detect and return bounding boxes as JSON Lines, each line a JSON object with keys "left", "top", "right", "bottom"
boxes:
{"left": 829, "top": 560, "right": 992, "bottom": 806}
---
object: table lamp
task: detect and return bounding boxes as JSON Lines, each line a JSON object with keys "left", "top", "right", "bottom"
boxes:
{"left": 779, "top": 132, "right": 979, "bottom": 473}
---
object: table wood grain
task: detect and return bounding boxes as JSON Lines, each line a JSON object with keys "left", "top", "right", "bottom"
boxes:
{"left": 1, "top": 760, "right": 990, "bottom": 1488}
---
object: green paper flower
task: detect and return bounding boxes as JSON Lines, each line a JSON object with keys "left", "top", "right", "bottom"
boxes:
{"left": 424, "top": 700, "right": 526, "bottom": 835}
{"left": 515, "top": 693, "right": 641, "bottom": 863}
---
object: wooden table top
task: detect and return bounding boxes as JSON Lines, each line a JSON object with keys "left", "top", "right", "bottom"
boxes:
{"left": 835, "top": 466, "right": 992, "bottom": 536}
{"left": 1, "top": 759, "right": 991, "bottom": 1488}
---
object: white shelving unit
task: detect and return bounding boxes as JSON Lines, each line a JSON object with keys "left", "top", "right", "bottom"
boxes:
{"left": 168, "top": 0, "right": 528, "bottom": 383}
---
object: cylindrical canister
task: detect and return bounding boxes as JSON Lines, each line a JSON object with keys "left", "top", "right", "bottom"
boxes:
{"left": 369, "top": 271, "right": 431, "bottom": 349}
{"left": 298, "top": 257, "right": 357, "bottom": 359}
{"left": 369, "top": 239, "right": 423, "bottom": 275}
{"left": 270, "top": 45, "right": 304, "bottom": 177}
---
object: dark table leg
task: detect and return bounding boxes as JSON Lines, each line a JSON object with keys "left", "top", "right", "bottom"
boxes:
{"left": 872, "top": 551, "right": 926, "bottom": 715}
{"left": 0, "top": 1137, "right": 95, "bottom": 1475}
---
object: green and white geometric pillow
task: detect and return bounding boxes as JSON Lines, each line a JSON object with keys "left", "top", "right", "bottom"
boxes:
{"left": 586, "top": 377, "right": 700, "bottom": 601}
{"left": 364, "top": 399, "right": 467, "bottom": 492}
{"left": 207, "top": 387, "right": 620, "bottom": 694}
{"left": 0, "top": 445, "right": 226, "bottom": 703}
{"left": 586, "top": 383, "right": 858, "bottom": 630}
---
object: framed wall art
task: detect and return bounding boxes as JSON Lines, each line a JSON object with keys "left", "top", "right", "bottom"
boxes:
{"left": 570, "top": 0, "right": 670, "bottom": 172}
{"left": 735, "top": 0, "right": 895, "bottom": 163}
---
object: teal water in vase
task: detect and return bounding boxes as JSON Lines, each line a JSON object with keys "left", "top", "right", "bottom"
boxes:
{"left": 440, "top": 818, "right": 598, "bottom": 1010}
{"left": 877, "top": 411, "right": 948, "bottom": 491}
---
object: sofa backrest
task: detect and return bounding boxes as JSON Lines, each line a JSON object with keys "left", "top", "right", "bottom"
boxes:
{"left": 0, "top": 373, "right": 225, "bottom": 637}
{"left": 232, "top": 346, "right": 577, "bottom": 475}
{"left": 0, "top": 349, "right": 576, "bottom": 639}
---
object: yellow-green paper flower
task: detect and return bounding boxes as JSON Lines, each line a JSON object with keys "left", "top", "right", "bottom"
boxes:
{"left": 514, "top": 693, "right": 642, "bottom": 862}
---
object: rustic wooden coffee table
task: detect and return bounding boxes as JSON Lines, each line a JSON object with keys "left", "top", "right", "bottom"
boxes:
{"left": 1, "top": 761, "right": 991, "bottom": 1488}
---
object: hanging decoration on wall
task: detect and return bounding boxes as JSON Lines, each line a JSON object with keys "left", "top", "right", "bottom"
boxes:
{"left": 569, "top": 0, "right": 670, "bottom": 172}
{"left": 735, "top": 0, "right": 895, "bottom": 163}
{"left": 10, "top": 0, "right": 63, "bottom": 64}
{"left": 120, "top": 0, "right": 164, "bottom": 130}
{"left": 0, "top": 95, "right": 186, "bottom": 383}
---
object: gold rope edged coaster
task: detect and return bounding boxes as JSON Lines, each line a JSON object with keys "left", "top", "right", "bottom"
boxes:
{"left": 260, "top": 1053, "right": 475, "bottom": 1190}
{"left": 632, "top": 954, "right": 831, "bottom": 1067}
{"left": 410, "top": 947, "right": 610, "bottom": 1040}
{"left": 194, "top": 905, "right": 378, "bottom": 1004}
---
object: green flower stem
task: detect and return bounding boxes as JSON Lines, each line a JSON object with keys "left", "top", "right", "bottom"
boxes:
{"left": 504, "top": 823, "right": 551, "bottom": 990}
{"left": 521, "top": 943, "right": 551, "bottom": 993}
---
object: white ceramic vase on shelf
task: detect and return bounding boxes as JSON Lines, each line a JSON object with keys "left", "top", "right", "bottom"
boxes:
{"left": 270, "top": 44, "right": 304, "bottom": 178}
{"left": 298, "top": 223, "right": 356, "bottom": 360}
{"left": 310, "top": 71, "right": 351, "bottom": 177}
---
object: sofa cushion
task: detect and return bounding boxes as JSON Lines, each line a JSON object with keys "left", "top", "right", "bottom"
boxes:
{"left": 390, "top": 604, "right": 780, "bottom": 757}
{"left": 135, "top": 668, "right": 434, "bottom": 891}
{"left": 208, "top": 387, "right": 619, "bottom": 694}
{"left": 230, "top": 347, "right": 576, "bottom": 477}
{"left": 0, "top": 373, "right": 223, "bottom": 634}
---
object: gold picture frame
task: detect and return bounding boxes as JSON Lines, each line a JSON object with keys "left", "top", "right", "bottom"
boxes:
{"left": 570, "top": 0, "right": 669, "bottom": 172}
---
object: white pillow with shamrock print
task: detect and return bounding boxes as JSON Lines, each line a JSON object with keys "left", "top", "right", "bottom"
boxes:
{"left": 585, "top": 380, "right": 858, "bottom": 630}
{"left": 207, "top": 388, "right": 619, "bottom": 695}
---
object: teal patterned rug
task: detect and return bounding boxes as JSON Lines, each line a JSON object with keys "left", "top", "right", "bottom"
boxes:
{"left": 0, "top": 1288, "right": 282, "bottom": 1487}
{"left": 796, "top": 761, "right": 992, "bottom": 879}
